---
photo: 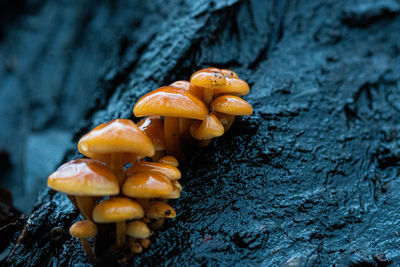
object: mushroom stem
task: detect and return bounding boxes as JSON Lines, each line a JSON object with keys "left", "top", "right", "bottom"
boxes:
{"left": 179, "top": 118, "right": 192, "bottom": 141}
{"left": 116, "top": 221, "right": 126, "bottom": 246}
{"left": 75, "top": 196, "right": 95, "bottom": 220}
{"left": 151, "top": 151, "right": 165, "bottom": 162}
{"left": 164, "top": 117, "right": 180, "bottom": 158}
{"left": 80, "top": 238, "right": 96, "bottom": 262}
{"left": 110, "top": 153, "right": 125, "bottom": 186}
{"left": 203, "top": 87, "right": 214, "bottom": 106}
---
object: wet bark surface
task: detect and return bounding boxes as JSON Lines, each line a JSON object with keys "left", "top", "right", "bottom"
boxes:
{"left": 1, "top": 0, "right": 400, "bottom": 266}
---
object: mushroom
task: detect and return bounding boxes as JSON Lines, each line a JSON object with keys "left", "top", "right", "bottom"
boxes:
{"left": 78, "top": 119, "right": 155, "bottom": 185}
{"left": 133, "top": 87, "right": 207, "bottom": 157}
{"left": 190, "top": 68, "right": 226, "bottom": 106}
{"left": 210, "top": 95, "right": 253, "bottom": 116}
{"left": 144, "top": 200, "right": 176, "bottom": 219}
{"left": 158, "top": 155, "right": 179, "bottom": 167}
{"left": 126, "top": 220, "right": 151, "bottom": 239}
{"left": 92, "top": 197, "right": 144, "bottom": 246}
{"left": 190, "top": 114, "right": 224, "bottom": 141}
{"left": 213, "top": 77, "right": 249, "bottom": 97}
{"left": 137, "top": 116, "right": 165, "bottom": 162}
{"left": 161, "top": 181, "right": 182, "bottom": 199}
{"left": 69, "top": 220, "right": 98, "bottom": 262}
{"left": 220, "top": 69, "right": 239, "bottom": 78}
{"left": 169, "top": 81, "right": 194, "bottom": 139}
{"left": 122, "top": 172, "right": 173, "bottom": 198}
{"left": 125, "top": 161, "right": 181, "bottom": 181}
{"left": 47, "top": 159, "right": 119, "bottom": 219}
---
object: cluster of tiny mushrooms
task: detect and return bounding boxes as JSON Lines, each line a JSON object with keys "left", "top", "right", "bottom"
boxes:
{"left": 47, "top": 67, "right": 253, "bottom": 262}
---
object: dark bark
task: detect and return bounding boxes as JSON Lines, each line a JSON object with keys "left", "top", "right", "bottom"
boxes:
{"left": 1, "top": 0, "right": 400, "bottom": 266}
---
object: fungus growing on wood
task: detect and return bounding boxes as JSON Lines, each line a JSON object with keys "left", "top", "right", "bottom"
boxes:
{"left": 126, "top": 161, "right": 181, "bottom": 181}
{"left": 214, "top": 77, "right": 249, "bottom": 97}
{"left": 126, "top": 220, "right": 151, "bottom": 239}
{"left": 133, "top": 87, "right": 207, "bottom": 157}
{"left": 47, "top": 159, "right": 119, "bottom": 219}
{"left": 159, "top": 155, "right": 179, "bottom": 167}
{"left": 122, "top": 172, "right": 173, "bottom": 198}
{"left": 190, "top": 114, "right": 224, "bottom": 140}
{"left": 210, "top": 95, "right": 253, "bottom": 116}
{"left": 190, "top": 68, "right": 226, "bottom": 105}
{"left": 144, "top": 200, "right": 176, "bottom": 219}
{"left": 69, "top": 220, "right": 98, "bottom": 262}
{"left": 92, "top": 197, "right": 144, "bottom": 246}
{"left": 78, "top": 119, "right": 154, "bottom": 185}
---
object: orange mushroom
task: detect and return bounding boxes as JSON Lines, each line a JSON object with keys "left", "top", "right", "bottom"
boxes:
{"left": 123, "top": 172, "right": 173, "bottom": 198}
{"left": 214, "top": 112, "right": 235, "bottom": 132}
{"left": 92, "top": 197, "right": 144, "bottom": 246}
{"left": 159, "top": 155, "right": 179, "bottom": 167}
{"left": 126, "top": 161, "right": 181, "bottom": 181}
{"left": 47, "top": 159, "right": 119, "bottom": 219}
{"left": 220, "top": 69, "right": 239, "bottom": 78}
{"left": 78, "top": 119, "right": 154, "bottom": 185}
{"left": 190, "top": 114, "right": 224, "bottom": 140}
{"left": 190, "top": 68, "right": 226, "bottom": 105}
{"left": 137, "top": 116, "right": 165, "bottom": 161}
{"left": 133, "top": 87, "right": 207, "bottom": 157}
{"left": 69, "top": 220, "right": 98, "bottom": 262}
{"left": 213, "top": 77, "right": 249, "bottom": 97}
{"left": 210, "top": 95, "right": 253, "bottom": 116}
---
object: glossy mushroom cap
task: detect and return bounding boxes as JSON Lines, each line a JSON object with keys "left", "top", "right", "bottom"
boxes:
{"left": 123, "top": 172, "right": 173, "bottom": 198}
{"left": 215, "top": 112, "right": 235, "bottom": 131}
{"left": 214, "top": 77, "right": 249, "bottom": 96}
{"left": 161, "top": 181, "right": 182, "bottom": 199}
{"left": 126, "top": 220, "right": 151, "bottom": 239}
{"left": 159, "top": 156, "right": 179, "bottom": 167}
{"left": 78, "top": 119, "right": 155, "bottom": 162}
{"left": 126, "top": 161, "right": 181, "bottom": 180}
{"left": 133, "top": 87, "right": 207, "bottom": 120}
{"left": 190, "top": 69, "right": 226, "bottom": 89}
{"left": 210, "top": 95, "right": 253, "bottom": 116}
{"left": 145, "top": 201, "right": 176, "bottom": 219}
{"left": 220, "top": 69, "right": 239, "bottom": 78}
{"left": 70, "top": 220, "right": 98, "bottom": 239}
{"left": 190, "top": 114, "right": 224, "bottom": 140}
{"left": 93, "top": 197, "right": 144, "bottom": 223}
{"left": 169, "top": 80, "right": 190, "bottom": 90}
{"left": 137, "top": 116, "right": 165, "bottom": 151}
{"left": 47, "top": 159, "right": 119, "bottom": 196}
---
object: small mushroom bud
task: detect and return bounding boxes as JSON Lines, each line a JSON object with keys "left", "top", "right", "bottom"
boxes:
{"left": 210, "top": 95, "right": 253, "bottom": 116}
{"left": 130, "top": 242, "right": 143, "bottom": 254}
{"left": 190, "top": 114, "right": 224, "bottom": 141}
{"left": 93, "top": 197, "right": 144, "bottom": 247}
{"left": 126, "top": 161, "right": 181, "bottom": 180}
{"left": 141, "top": 238, "right": 151, "bottom": 249}
{"left": 126, "top": 220, "right": 151, "bottom": 239}
{"left": 69, "top": 220, "right": 98, "bottom": 262}
{"left": 159, "top": 155, "right": 179, "bottom": 167}
{"left": 145, "top": 200, "right": 176, "bottom": 219}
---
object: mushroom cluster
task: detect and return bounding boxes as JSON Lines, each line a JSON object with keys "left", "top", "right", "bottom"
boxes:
{"left": 46, "top": 67, "right": 252, "bottom": 262}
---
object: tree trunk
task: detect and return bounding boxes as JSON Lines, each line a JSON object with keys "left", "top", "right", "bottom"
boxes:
{"left": 1, "top": 0, "right": 400, "bottom": 266}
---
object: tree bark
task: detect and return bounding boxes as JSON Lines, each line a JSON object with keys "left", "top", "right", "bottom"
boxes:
{"left": 2, "top": 0, "right": 400, "bottom": 266}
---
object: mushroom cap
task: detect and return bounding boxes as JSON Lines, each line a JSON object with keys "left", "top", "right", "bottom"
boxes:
{"left": 47, "top": 159, "right": 119, "bottom": 196}
{"left": 159, "top": 155, "right": 179, "bottom": 167}
{"left": 161, "top": 181, "right": 182, "bottom": 199}
{"left": 123, "top": 172, "right": 173, "bottom": 198}
{"left": 220, "top": 69, "right": 239, "bottom": 78}
{"left": 214, "top": 77, "right": 249, "bottom": 96}
{"left": 78, "top": 119, "right": 155, "bottom": 161}
{"left": 69, "top": 220, "right": 98, "bottom": 239}
{"left": 126, "top": 220, "right": 151, "bottom": 239}
{"left": 210, "top": 95, "right": 253, "bottom": 116}
{"left": 190, "top": 114, "right": 224, "bottom": 140}
{"left": 137, "top": 116, "right": 165, "bottom": 151}
{"left": 92, "top": 197, "right": 144, "bottom": 223}
{"left": 145, "top": 201, "right": 176, "bottom": 219}
{"left": 126, "top": 161, "right": 181, "bottom": 180}
{"left": 169, "top": 80, "right": 190, "bottom": 90}
{"left": 190, "top": 69, "right": 226, "bottom": 89}
{"left": 133, "top": 87, "right": 207, "bottom": 120}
